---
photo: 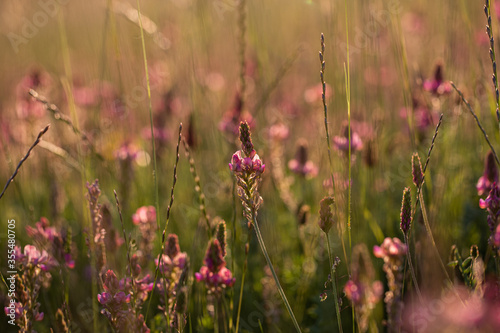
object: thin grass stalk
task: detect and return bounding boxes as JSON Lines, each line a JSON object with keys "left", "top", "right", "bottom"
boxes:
{"left": 234, "top": 230, "right": 252, "bottom": 333}
{"left": 238, "top": 0, "right": 247, "bottom": 108}
{"left": 252, "top": 213, "right": 302, "bottom": 333}
{"left": 403, "top": 235, "right": 423, "bottom": 303}
{"left": 484, "top": 0, "right": 500, "bottom": 129}
{"left": 182, "top": 138, "right": 212, "bottom": 237}
{"left": 451, "top": 83, "right": 500, "bottom": 166}
{"left": 391, "top": 5, "right": 416, "bottom": 148}
{"left": 325, "top": 233, "right": 343, "bottom": 333}
{"left": 417, "top": 190, "right": 453, "bottom": 284}
{"left": 343, "top": 1, "right": 353, "bottom": 255}
{"left": 0, "top": 125, "right": 49, "bottom": 200}
{"left": 146, "top": 124, "right": 182, "bottom": 322}
{"left": 136, "top": 0, "right": 161, "bottom": 232}
{"left": 319, "top": 34, "right": 350, "bottom": 277}
{"left": 58, "top": 12, "right": 99, "bottom": 330}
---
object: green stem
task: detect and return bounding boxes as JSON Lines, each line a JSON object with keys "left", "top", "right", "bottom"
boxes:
{"left": 418, "top": 191, "right": 452, "bottom": 284}
{"left": 252, "top": 213, "right": 302, "bottom": 333}
{"left": 234, "top": 233, "right": 251, "bottom": 333}
{"left": 326, "top": 233, "right": 343, "bottom": 333}
{"left": 404, "top": 234, "right": 423, "bottom": 302}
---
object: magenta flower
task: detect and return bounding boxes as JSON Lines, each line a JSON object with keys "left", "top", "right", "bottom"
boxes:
{"left": 132, "top": 206, "right": 156, "bottom": 225}
{"left": 477, "top": 151, "right": 499, "bottom": 196}
{"left": 229, "top": 150, "right": 265, "bottom": 175}
{"left": 219, "top": 92, "right": 255, "bottom": 137}
{"left": 268, "top": 123, "right": 290, "bottom": 142}
{"left": 480, "top": 183, "right": 500, "bottom": 232}
{"left": 423, "top": 63, "right": 451, "bottom": 95}
{"left": 373, "top": 237, "right": 407, "bottom": 259}
{"left": 304, "top": 82, "right": 332, "bottom": 104}
{"left": 333, "top": 124, "right": 363, "bottom": 154}
{"left": 195, "top": 239, "right": 235, "bottom": 294}
{"left": 288, "top": 139, "right": 318, "bottom": 178}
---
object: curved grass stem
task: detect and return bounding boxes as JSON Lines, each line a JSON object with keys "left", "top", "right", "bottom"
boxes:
{"left": 403, "top": 235, "right": 423, "bottom": 303}
{"left": 252, "top": 213, "right": 302, "bottom": 333}
{"left": 418, "top": 190, "right": 452, "bottom": 284}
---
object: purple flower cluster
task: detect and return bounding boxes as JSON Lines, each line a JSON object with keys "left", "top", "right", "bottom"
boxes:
{"left": 477, "top": 151, "right": 499, "bottom": 196}
{"left": 132, "top": 206, "right": 157, "bottom": 260}
{"left": 333, "top": 124, "right": 363, "bottom": 155}
{"left": 423, "top": 63, "right": 451, "bottom": 96}
{"left": 229, "top": 150, "right": 265, "bottom": 175}
{"left": 195, "top": 239, "right": 235, "bottom": 295}
{"left": 288, "top": 139, "right": 318, "bottom": 178}
{"left": 479, "top": 183, "right": 500, "bottom": 232}
{"left": 25, "top": 217, "right": 75, "bottom": 269}
{"left": 98, "top": 270, "right": 151, "bottom": 333}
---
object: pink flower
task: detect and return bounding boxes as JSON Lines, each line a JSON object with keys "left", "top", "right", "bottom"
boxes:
{"left": 477, "top": 151, "right": 499, "bottom": 196}
{"left": 333, "top": 124, "right": 363, "bottom": 154}
{"left": 196, "top": 239, "right": 235, "bottom": 294}
{"left": 288, "top": 139, "right": 318, "bottom": 178}
{"left": 229, "top": 150, "right": 265, "bottom": 175}
{"left": 304, "top": 83, "right": 332, "bottom": 104}
{"left": 132, "top": 206, "right": 156, "bottom": 225}
{"left": 373, "top": 237, "right": 407, "bottom": 259}
{"left": 423, "top": 63, "right": 451, "bottom": 96}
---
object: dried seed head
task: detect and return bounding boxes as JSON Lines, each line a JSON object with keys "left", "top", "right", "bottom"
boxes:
{"left": 412, "top": 153, "right": 424, "bottom": 187}
{"left": 318, "top": 197, "right": 335, "bottom": 233}
{"left": 400, "top": 187, "right": 412, "bottom": 235}
{"left": 216, "top": 219, "right": 227, "bottom": 257}
{"left": 239, "top": 121, "right": 255, "bottom": 157}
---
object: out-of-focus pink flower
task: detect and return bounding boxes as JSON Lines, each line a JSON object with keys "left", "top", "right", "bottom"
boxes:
{"left": 373, "top": 237, "right": 407, "bottom": 259}
{"left": 288, "top": 139, "right": 318, "bottom": 178}
{"left": 15, "top": 69, "right": 51, "bottom": 119}
{"left": 304, "top": 83, "right": 332, "bottom": 104}
{"left": 423, "top": 63, "right": 451, "bottom": 95}
{"left": 219, "top": 93, "right": 255, "bottom": 137}
{"left": 16, "top": 245, "right": 57, "bottom": 271}
{"left": 114, "top": 142, "right": 139, "bottom": 161}
{"left": 333, "top": 124, "right": 363, "bottom": 154}
{"left": 132, "top": 206, "right": 156, "bottom": 225}
{"left": 268, "top": 123, "right": 289, "bottom": 142}
{"left": 477, "top": 151, "right": 499, "bottom": 196}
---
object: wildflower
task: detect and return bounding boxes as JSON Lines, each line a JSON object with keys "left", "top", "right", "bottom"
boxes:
{"left": 373, "top": 237, "right": 407, "bottom": 259}
{"left": 195, "top": 239, "right": 235, "bottom": 294}
{"left": 304, "top": 82, "right": 332, "bottom": 104}
{"left": 229, "top": 121, "right": 265, "bottom": 227}
{"left": 374, "top": 238, "right": 407, "bottom": 332}
{"left": 268, "top": 123, "right": 290, "bottom": 142}
{"left": 155, "top": 234, "right": 189, "bottom": 328}
{"left": 400, "top": 188, "right": 412, "bottom": 236}
{"left": 333, "top": 123, "right": 363, "bottom": 155}
{"left": 15, "top": 69, "right": 51, "bottom": 119}
{"left": 219, "top": 93, "right": 255, "bottom": 137}
{"left": 318, "top": 197, "right": 335, "bottom": 233}
{"left": 479, "top": 183, "right": 500, "bottom": 232}
{"left": 345, "top": 244, "right": 383, "bottom": 332}
{"left": 98, "top": 270, "right": 151, "bottom": 332}
{"left": 6, "top": 245, "right": 56, "bottom": 331}
{"left": 288, "top": 139, "right": 318, "bottom": 178}
{"left": 477, "top": 151, "right": 498, "bottom": 196}
{"left": 423, "top": 63, "right": 451, "bottom": 95}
